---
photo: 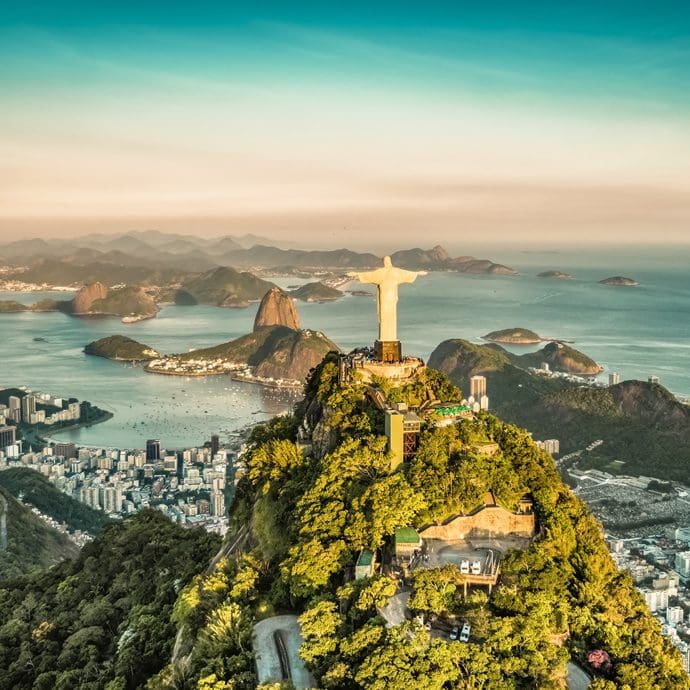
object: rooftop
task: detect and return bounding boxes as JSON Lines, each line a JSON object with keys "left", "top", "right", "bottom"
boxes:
{"left": 395, "top": 527, "right": 421, "bottom": 544}
{"left": 356, "top": 550, "right": 374, "bottom": 566}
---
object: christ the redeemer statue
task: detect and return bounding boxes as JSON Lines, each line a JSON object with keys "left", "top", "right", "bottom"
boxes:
{"left": 350, "top": 256, "right": 427, "bottom": 345}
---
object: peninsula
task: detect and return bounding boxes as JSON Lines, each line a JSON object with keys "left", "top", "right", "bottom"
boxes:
{"left": 87, "top": 288, "right": 339, "bottom": 387}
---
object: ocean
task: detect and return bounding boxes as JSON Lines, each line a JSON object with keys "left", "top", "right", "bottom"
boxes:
{"left": 1, "top": 245, "right": 689, "bottom": 449}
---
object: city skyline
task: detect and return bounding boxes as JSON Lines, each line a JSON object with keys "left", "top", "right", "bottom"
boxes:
{"left": 2, "top": 1, "right": 690, "bottom": 244}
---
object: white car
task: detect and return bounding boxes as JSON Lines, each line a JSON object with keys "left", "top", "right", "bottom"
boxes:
{"left": 460, "top": 623, "right": 471, "bottom": 642}
{"left": 471, "top": 559, "right": 481, "bottom": 575}
{"left": 460, "top": 559, "right": 470, "bottom": 574}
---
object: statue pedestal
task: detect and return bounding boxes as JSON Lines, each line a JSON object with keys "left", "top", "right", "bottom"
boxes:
{"left": 375, "top": 340, "right": 402, "bottom": 363}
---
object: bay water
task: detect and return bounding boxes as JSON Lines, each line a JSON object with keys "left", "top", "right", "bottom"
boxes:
{"left": 1, "top": 246, "right": 688, "bottom": 449}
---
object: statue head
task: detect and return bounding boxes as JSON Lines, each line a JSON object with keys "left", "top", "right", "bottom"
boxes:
{"left": 383, "top": 255, "right": 392, "bottom": 267}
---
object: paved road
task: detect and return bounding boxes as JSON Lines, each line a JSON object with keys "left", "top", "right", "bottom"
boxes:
{"left": 253, "top": 615, "right": 316, "bottom": 689}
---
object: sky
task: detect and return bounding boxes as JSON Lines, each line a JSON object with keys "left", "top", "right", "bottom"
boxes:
{"left": 1, "top": 1, "right": 689, "bottom": 246}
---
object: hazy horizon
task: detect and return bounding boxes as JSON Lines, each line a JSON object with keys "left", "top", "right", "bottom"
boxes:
{"left": 2, "top": 1, "right": 689, "bottom": 245}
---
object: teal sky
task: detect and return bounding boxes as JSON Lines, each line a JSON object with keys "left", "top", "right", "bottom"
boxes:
{"left": 1, "top": 1, "right": 689, "bottom": 244}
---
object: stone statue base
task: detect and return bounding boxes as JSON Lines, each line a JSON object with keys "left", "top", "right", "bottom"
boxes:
{"left": 375, "top": 340, "right": 402, "bottom": 363}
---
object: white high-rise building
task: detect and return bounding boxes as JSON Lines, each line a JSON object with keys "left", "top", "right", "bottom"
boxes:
{"left": 470, "top": 375, "right": 487, "bottom": 398}
{"left": 641, "top": 588, "right": 668, "bottom": 612}
{"left": 211, "top": 491, "right": 225, "bottom": 517}
{"left": 667, "top": 606, "right": 684, "bottom": 625}
{"left": 609, "top": 372, "right": 621, "bottom": 385}
{"left": 676, "top": 551, "right": 690, "bottom": 581}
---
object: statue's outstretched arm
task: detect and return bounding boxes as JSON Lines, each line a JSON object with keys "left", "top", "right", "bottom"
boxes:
{"left": 348, "top": 270, "right": 378, "bottom": 283}
{"left": 395, "top": 268, "right": 428, "bottom": 284}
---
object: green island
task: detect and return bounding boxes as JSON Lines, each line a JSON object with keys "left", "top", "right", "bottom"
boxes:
{"left": 483, "top": 327, "right": 543, "bottom": 344}
{"left": 84, "top": 335, "right": 160, "bottom": 361}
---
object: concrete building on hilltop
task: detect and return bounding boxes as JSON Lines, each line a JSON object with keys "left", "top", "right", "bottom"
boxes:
{"left": 394, "top": 527, "right": 422, "bottom": 559}
{"left": 419, "top": 492, "right": 535, "bottom": 542}
{"left": 385, "top": 407, "right": 422, "bottom": 470}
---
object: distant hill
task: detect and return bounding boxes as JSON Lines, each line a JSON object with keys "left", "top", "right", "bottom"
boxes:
{"left": 0, "top": 486, "right": 79, "bottom": 581}
{"left": 91, "top": 285, "right": 158, "bottom": 319}
{"left": 179, "top": 266, "right": 276, "bottom": 307}
{"left": 85, "top": 335, "right": 160, "bottom": 361}
{"left": 6, "top": 257, "right": 188, "bottom": 287}
{"left": 290, "top": 281, "right": 342, "bottom": 302}
{"left": 428, "top": 338, "right": 570, "bottom": 409}
{"left": 428, "top": 338, "right": 690, "bottom": 481}
{"left": 0, "top": 299, "right": 62, "bottom": 313}
{"left": 0, "top": 300, "right": 28, "bottom": 313}
{"left": 389, "top": 245, "right": 516, "bottom": 274}
{"left": 0, "top": 468, "right": 111, "bottom": 534}
{"left": 70, "top": 283, "right": 158, "bottom": 320}
{"left": 221, "top": 244, "right": 381, "bottom": 269}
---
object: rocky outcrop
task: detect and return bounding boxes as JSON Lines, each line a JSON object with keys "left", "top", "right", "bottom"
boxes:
{"left": 253, "top": 288, "right": 301, "bottom": 331}
{"left": 600, "top": 276, "right": 639, "bottom": 287}
{"left": 71, "top": 282, "right": 108, "bottom": 314}
{"left": 251, "top": 326, "right": 337, "bottom": 381}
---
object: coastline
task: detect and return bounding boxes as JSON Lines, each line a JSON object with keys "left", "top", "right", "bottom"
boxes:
{"left": 25, "top": 410, "right": 115, "bottom": 447}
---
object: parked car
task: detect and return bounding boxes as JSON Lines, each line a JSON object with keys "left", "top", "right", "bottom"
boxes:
{"left": 460, "top": 623, "right": 471, "bottom": 642}
{"left": 471, "top": 559, "right": 482, "bottom": 575}
{"left": 449, "top": 626, "right": 460, "bottom": 641}
{"left": 460, "top": 559, "right": 470, "bottom": 574}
